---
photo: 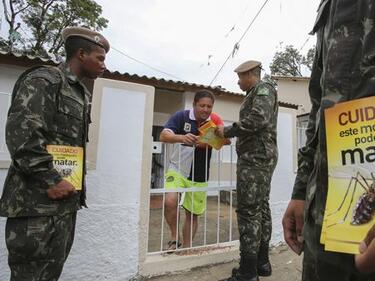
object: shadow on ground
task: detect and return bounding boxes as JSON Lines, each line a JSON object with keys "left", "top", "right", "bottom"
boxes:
{"left": 141, "top": 244, "right": 303, "bottom": 281}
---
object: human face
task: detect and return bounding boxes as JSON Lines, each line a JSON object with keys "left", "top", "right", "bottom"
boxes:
{"left": 237, "top": 71, "right": 255, "bottom": 92}
{"left": 193, "top": 97, "right": 214, "bottom": 122}
{"left": 80, "top": 46, "right": 107, "bottom": 79}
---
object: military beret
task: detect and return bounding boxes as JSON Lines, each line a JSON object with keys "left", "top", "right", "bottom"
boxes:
{"left": 62, "top": 26, "right": 110, "bottom": 53}
{"left": 234, "top": 60, "right": 261, "bottom": 73}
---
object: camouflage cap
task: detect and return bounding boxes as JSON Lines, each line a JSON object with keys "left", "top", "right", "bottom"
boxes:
{"left": 62, "top": 26, "right": 110, "bottom": 53}
{"left": 234, "top": 60, "right": 261, "bottom": 73}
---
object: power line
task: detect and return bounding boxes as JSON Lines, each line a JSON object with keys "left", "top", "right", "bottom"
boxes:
{"left": 209, "top": 0, "right": 271, "bottom": 86}
{"left": 202, "top": 0, "right": 252, "bottom": 67}
{"left": 299, "top": 36, "right": 310, "bottom": 52}
{"left": 111, "top": 46, "right": 184, "bottom": 81}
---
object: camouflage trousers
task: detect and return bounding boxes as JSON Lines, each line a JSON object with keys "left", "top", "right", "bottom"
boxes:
{"left": 303, "top": 242, "right": 375, "bottom": 281}
{"left": 5, "top": 212, "right": 77, "bottom": 281}
{"left": 302, "top": 207, "right": 375, "bottom": 281}
{"left": 236, "top": 159, "right": 275, "bottom": 256}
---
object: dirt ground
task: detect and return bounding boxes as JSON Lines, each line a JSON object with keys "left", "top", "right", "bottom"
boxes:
{"left": 145, "top": 195, "right": 303, "bottom": 281}
{"left": 143, "top": 244, "right": 303, "bottom": 281}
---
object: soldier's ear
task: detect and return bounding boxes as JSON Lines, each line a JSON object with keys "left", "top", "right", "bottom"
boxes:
{"left": 77, "top": 48, "right": 87, "bottom": 61}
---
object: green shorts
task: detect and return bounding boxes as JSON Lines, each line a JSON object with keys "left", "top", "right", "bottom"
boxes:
{"left": 165, "top": 170, "right": 208, "bottom": 215}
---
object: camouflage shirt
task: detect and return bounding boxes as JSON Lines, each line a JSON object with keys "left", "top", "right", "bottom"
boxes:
{"left": 224, "top": 80, "right": 278, "bottom": 168}
{"left": 292, "top": 0, "right": 375, "bottom": 223}
{"left": 0, "top": 63, "right": 91, "bottom": 217}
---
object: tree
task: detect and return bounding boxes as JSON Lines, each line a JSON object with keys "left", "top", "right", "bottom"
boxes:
{"left": 302, "top": 47, "right": 315, "bottom": 72}
{"left": 2, "top": 0, "right": 31, "bottom": 50}
{"left": 270, "top": 43, "right": 315, "bottom": 77}
{"left": 1, "top": 0, "right": 108, "bottom": 59}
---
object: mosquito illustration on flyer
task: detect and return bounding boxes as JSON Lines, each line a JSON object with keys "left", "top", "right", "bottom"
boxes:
{"left": 326, "top": 163, "right": 375, "bottom": 228}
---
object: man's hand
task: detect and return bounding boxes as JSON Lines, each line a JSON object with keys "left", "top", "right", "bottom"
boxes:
{"left": 355, "top": 224, "right": 375, "bottom": 273}
{"left": 282, "top": 199, "right": 305, "bottom": 255}
{"left": 215, "top": 127, "right": 224, "bottom": 138}
{"left": 181, "top": 133, "right": 199, "bottom": 145}
{"left": 47, "top": 179, "right": 77, "bottom": 200}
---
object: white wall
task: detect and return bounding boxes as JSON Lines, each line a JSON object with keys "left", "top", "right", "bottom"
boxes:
{"left": 276, "top": 77, "right": 311, "bottom": 115}
{"left": 270, "top": 110, "right": 296, "bottom": 245}
{"left": 0, "top": 79, "right": 154, "bottom": 281}
{"left": 0, "top": 64, "right": 25, "bottom": 164}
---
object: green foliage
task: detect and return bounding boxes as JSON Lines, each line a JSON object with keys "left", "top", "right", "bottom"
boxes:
{"left": 1, "top": 0, "right": 108, "bottom": 59}
{"left": 270, "top": 43, "right": 315, "bottom": 77}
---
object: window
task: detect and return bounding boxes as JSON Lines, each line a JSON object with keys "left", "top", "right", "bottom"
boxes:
{"left": 297, "top": 114, "right": 309, "bottom": 149}
{"left": 0, "top": 91, "right": 11, "bottom": 166}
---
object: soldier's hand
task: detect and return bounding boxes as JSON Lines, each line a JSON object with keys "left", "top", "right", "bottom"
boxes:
{"left": 215, "top": 127, "right": 224, "bottom": 138}
{"left": 181, "top": 133, "right": 198, "bottom": 145}
{"left": 282, "top": 199, "right": 305, "bottom": 255}
{"left": 355, "top": 224, "right": 375, "bottom": 273}
{"left": 47, "top": 180, "right": 77, "bottom": 200}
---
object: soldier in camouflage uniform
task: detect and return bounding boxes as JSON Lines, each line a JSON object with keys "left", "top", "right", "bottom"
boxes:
{"left": 282, "top": 1, "right": 375, "bottom": 280}
{"left": 0, "top": 27, "right": 109, "bottom": 281}
{"left": 216, "top": 60, "right": 278, "bottom": 281}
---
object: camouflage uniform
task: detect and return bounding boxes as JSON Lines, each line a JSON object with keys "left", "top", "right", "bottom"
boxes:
{"left": 292, "top": 1, "right": 375, "bottom": 280}
{"left": 224, "top": 81, "right": 278, "bottom": 257}
{"left": 0, "top": 63, "right": 91, "bottom": 280}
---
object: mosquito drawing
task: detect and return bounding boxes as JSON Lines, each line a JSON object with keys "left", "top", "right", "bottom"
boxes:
{"left": 57, "top": 167, "right": 73, "bottom": 178}
{"left": 326, "top": 164, "right": 375, "bottom": 228}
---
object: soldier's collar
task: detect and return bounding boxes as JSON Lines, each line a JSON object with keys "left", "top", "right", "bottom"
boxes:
{"left": 59, "top": 63, "right": 80, "bottom": 84}
{"left": 246, "top": 81, "right": 261, "bottom": 95}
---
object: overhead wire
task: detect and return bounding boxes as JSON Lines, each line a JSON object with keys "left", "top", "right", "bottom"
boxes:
{"left": 111, "top": 46, "right": 184, "bottom": 81}
{"left": 201, "top": 0, "right": 252, "bottom": 67}
{"left": 3, "top": 5, "right": 184, "bottom": 81}
{"left": 209, "top": 0, "right": 271, "bottom": 86}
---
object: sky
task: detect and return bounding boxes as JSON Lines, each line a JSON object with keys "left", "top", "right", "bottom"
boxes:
{"left": 1, "top": 0, "right": 321, "bottom": 93}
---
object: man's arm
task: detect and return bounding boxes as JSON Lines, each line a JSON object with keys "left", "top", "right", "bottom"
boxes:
{"left": 6, "top": 75, "right": 75, "bottom": 199}
{"left": 223, "top": 85, "right": 276, "bottom": 138}
{"left": 160, "top": 129, "right": 198, "bottom": 145}
{"left": 355, "top": 224, "right": 375, "bottom": 273}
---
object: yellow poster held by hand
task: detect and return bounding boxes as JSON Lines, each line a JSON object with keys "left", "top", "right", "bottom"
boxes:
{"left": 198, "top": 120, "right": 226, "bottom": 150}
{"left": 47, "top": 145, "right": 84, "bottom": 190}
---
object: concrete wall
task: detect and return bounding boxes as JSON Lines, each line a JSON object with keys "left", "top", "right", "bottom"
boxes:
{"left": 270, "top": 108, "right": 297, "bottom": 244}
{"left": 0, "top": 64, "right": 25, "bottom": 167}
{"left": 275, "top": 77, "right": 310, "bottom": 115}
{"left": 0, "top": 78, "right": 154, "bottom": 281}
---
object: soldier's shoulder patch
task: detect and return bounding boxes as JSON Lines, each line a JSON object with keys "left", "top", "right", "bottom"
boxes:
{"left": 256, "top": 87, "right": 270, "bottom": 96}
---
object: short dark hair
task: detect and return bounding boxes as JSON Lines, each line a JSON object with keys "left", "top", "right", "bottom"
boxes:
{"left": 65, "top": 36, "right": 99, "bottom": 61}
{"left": 194, "top": 90, "right": 215, "bottom": 103}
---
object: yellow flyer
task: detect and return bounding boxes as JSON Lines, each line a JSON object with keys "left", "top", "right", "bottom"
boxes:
{"left": 198, "top": 120, "right": 225, "bottom": 150}
{"left": 47, "top": 145, "right": 84, "bottom": 190}
{"left": 322, "top": 96, "right": 375, "bottom": 254}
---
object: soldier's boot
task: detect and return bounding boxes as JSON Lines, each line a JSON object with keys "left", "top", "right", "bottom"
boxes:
{"left": 221, "top": 255, "right": 259, "bottom": 281}
{"left": 231, "top": 243, "right": 272, "bottom": 277}
{"left": 257, "top": 242, "right": 272, "bottom": 276}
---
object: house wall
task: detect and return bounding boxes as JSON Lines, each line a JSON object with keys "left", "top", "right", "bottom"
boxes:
{"left": 0, "top": 64, "right": 25, "bottom": 167}
{"left": 0, "top": 78, "right": 154, "bottom": 281}
{"left": 276, "top": 78, "right": 310, "bottom": 115}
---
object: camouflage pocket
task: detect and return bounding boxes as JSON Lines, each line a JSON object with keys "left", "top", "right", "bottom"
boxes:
{"left": 6, "top": 216, "right": 55, "bottom": 263}
{"left": 53, "top": 95, "right": 84, "bottom": 139}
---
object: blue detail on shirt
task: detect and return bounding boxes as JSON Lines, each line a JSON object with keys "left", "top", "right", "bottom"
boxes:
{"left": 164, "top": 110, "right": 212, "bottom": 182}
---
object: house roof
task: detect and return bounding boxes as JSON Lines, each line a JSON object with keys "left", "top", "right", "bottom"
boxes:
{"left": 272, "top": 75, "right": 310, "bottom": 82}
{"left": 0, "top": 50, "right": 298, "bottom": 109}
